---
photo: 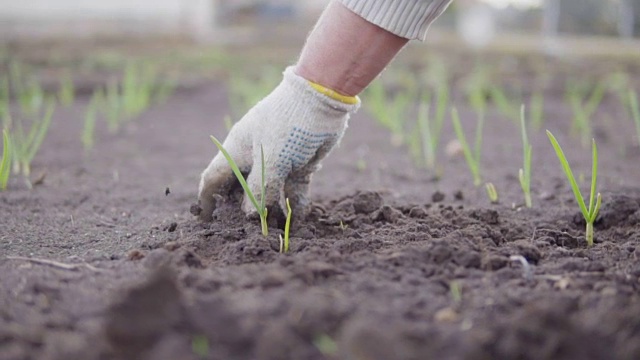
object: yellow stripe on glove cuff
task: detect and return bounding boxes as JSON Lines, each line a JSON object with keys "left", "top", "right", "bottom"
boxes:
{"left": 308, "top": 81, "right": 359, "bottom": 105}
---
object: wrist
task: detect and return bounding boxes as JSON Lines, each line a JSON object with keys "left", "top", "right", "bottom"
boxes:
{"left": 294, "top": 1, "right": 408, "bottom": 96}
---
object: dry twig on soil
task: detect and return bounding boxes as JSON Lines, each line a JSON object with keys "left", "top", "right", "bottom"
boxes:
{"left": 5, "top": 256, "right": 104, "bottom": 272}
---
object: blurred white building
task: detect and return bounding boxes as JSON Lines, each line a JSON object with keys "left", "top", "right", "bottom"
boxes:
{"left": 0, "top": 0, "right": 217, "bottom": 40}
{"left": 0, "top": 0, "right": 329, "bottom": 41}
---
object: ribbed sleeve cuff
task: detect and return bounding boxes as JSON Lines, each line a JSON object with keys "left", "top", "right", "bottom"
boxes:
{"left": 340, "top": 0, "right": 452, "bottom": 41}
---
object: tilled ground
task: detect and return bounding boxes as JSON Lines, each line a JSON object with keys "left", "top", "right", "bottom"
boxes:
{"left": 2, "top": 60, "right": 640, "bottom": 360}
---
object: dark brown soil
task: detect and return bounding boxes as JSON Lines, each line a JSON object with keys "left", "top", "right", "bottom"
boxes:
{"left": 2, "top": 51, "right": 640, "bottom": 360}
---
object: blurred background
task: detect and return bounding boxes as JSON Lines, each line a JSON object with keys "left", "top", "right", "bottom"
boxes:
{"left": 1, "top": 0, "right": 639, "bottom": 190}
{"left": 0, "top": 0, "right": 638, "bottom": 43}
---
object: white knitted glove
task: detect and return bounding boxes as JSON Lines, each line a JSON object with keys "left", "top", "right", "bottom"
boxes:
{"left": 198, "top": 67, "right": 360, "bottom": 221}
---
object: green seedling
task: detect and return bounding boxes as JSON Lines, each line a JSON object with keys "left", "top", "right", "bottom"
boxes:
{"left": 566, "top": 80, "right": 605, "bottom": 147}
{"left": 485, "top": 182, "right": 498, "bottom": 203}
{"left": 519, "top": 105, "right": 532, "bottom": 208}
{"left": 433, "top": 86, "right": 449, "bottom": 150}
{"left": 489, "top": 85, "right": 520, "bottom": 122}
{"left": 546, "top": 131, "right": 601, "bottom": 247}
{"left": 58, "top": 73, "right": 75, "bottom": 107}
{"left": 153, "top": 74, "right": 176, "bottom": 105}
{"left": 279, "top": 198, "right": 292, "bottom": 253}
{"left": 9, "top": 62, "right": 44, "bottom": 116}
{"left": 121, "top": 61, "right": 157, "bottom": 119}
{"left": 228, "top": 67, "right": 279, "bottom": 119}
{"left": 19, "top": 80, "right": 44, "bottom": 116}
{"left": 465, "top": 63, "right": 491, "bottom": 118}
{"left": 104, "top": 78, "right": 121, "bottom": 133}
{"left": 1, "top": 129, "right": 11, "bottom": 190}
{"left": 529, "top": 89, "right": 545, "bottom": 130}
{"left": 82, "top": 90, "right": 102, "bottom": 153}
{"left": 223, "top": 114, "right": 234, "bottom": 131}
{"left": 629, "top": 89, "right": 640, "bottom": 147}
{"left": 366, "top": 79, "right": 412, "bottom": 146}
{"left": 100, "top": 62, "right": 174, "bottom": 133}
{"left": 449, "top": 280, "right": 462, "bottom": 304}
{"left": 425, "top": 58, "right": 450, "bottom": 134}
{"left": 417, "top": 101, "right": 434, "bottom": 168}
{"left": 210, "top": 136, "right": 268, "bottom": 236}
{"left": 606, "top": 71, "right": 630, "bottom": 107}
{"left": 451, "top": 107, "right": 483, "bottom": 186}
{"left": 416, "top": 87, "right": 447, "bottom": 171}
{"left": 9, "top": 99, "right": 55, "bottom": 179}
{"left": 313, "top": 334, "right": 338, "bottom": 356}
{"left": 191, "top": 335, "right": 209, "bottom": 357}
{"left": 0, "top": 77, "right": 9, "bottom": 119}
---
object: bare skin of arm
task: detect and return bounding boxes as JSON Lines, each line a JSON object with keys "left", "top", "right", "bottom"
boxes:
{"left": 295, "top": 0, "right": 410, "bottom": 97}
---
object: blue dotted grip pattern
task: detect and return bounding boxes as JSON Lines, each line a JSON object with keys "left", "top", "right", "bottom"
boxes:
{"left": 275, "top": 126, "right": 336, "bottom": 177}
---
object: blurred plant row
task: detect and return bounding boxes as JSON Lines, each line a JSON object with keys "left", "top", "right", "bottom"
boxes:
{"left": 0, "top": 60, "right": 175, "bottom": 189}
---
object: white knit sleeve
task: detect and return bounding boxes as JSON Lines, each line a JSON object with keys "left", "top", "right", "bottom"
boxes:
{"left": 340, "top": 0, "right": 453, "bottom": 41}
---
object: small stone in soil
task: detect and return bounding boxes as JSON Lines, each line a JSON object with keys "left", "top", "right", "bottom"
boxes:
{"left": 353, "top": 191, "right": 383, "bottom": 214}
{"left": 190, "top": 203, "right": 202, "bottom": 216}
{"left": 432, "top": 191, "right": 445, "bottom": 203}
{"left": 164, "top": 242, "right": 180, "bottom": 251}
{"left": 165, "top": 187, "right": 170, "bottom": 196}
{"left": 127, "top": 250, "right": 145, "bottom": 261}
{"left": 164, "top": 222, "right": 177, "bottom": 232}
{"left": 409, "top": 206, "right": 427, "bottom": 218}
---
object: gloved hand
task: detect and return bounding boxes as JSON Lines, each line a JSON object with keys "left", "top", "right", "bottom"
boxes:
{"left": 197, "top": 66, "right": 360, "bottom": 221}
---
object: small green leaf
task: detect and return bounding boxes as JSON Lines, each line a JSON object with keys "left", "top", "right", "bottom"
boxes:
{"left": 452, "top": 107, "right": 481, "bottom": 186}
{"left": 210, "top": 135, "right": 260, "bottom": 212}
{"left": 1, "top": 129, "right": 11, "bottom": 190}
{"left": 546, "top": 130, "right": 588, "bottom": 219}
{"left": 588, "top": 138, "right": 598, "bottom": 215}
{"left": 282, "top": 197, "right": 292, "bottom": 253}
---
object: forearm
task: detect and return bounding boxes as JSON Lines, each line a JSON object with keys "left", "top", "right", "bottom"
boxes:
{"left": 295, "top": 1, "right": 408, "bottom": 97}
{"left": 295, "top": 0, "right": 453, "bottom": 97}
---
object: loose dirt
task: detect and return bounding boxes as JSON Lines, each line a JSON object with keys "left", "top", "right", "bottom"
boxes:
{"left": 2, "top": 56, "right": 640, "bottom": 360}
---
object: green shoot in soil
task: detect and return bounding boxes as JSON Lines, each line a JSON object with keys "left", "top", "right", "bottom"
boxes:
{"left": 313, "top": 334, "right": 338, "bottom": 356}
{"left": 434, "top": 82, "right": 450, "bottom": 138}
{"left": 519, "top": 105, "right": 532, "bottom": 208}
{"left": 530, "top": 89, "right": 544, "bottom": 130}
{"left": 0, "top": 77, "right": 10, "bottom": 122}
{"left": 417, "top": 101, "right": 435, "bottom": 169}
{"left": 82, "top": 90, "right": 101, "bottom": 153}
{"left": 1, "top": 129, "right": 11, "bottom": 190}
{"left": 451, "top": 107, "right": 483, "bottom": 186}
{"left": 417, "top": 87, "right": 447, "bottom": 171}
{"left": 489, "top": 85, "right": 520, "bottom": 122}
{"left": 101, "top": 62, "right": 175, "bottom": 133}
{"left": 10, "top": 99, "right": 55, "bottom": 179}
{"left": 10, "top": 62, "right": 44, "bottom": 116}
{"left": 104, "top": 79, "right": 121, "bottom": 133}
{"left": 58, "top": 73, "right": 75, "bottom": 107}
{"left": 546, "top": 131, "right": 601, "bottom": 247}
{"left": 228, "top": 67, "right": 280, "bottom": 119}
{"left": 629, "top": 89, "right": 640, "bottom": 147}
{"left": 465, "top": 63, "right": 491, "bottom": 118}
{"left": 566, "top": 80, "right": 605, "bottom": 147}
{"left": 279, "top": 198, "right": 292, "bottom": 253}
{"left": 223, "top": 114, "right": 234, "bottom": 131}
{"left": 210, "top": 136, "right": 268, "bottom": 236}
{"left": 449, "top": 280, "right": 462, "bottom": 304}
{"left": 485, "top": 182, "right": 498, "bottom": 203}
{"left": 191, "top": 335, "right": 209, "bottom": 358}
{"left": 366, "top": 79, "right": 411, "bottom": 146}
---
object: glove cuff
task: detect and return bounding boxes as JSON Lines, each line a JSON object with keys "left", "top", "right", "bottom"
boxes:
{"left": 282, "top": 66, "right": 361, "bottom": 115}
